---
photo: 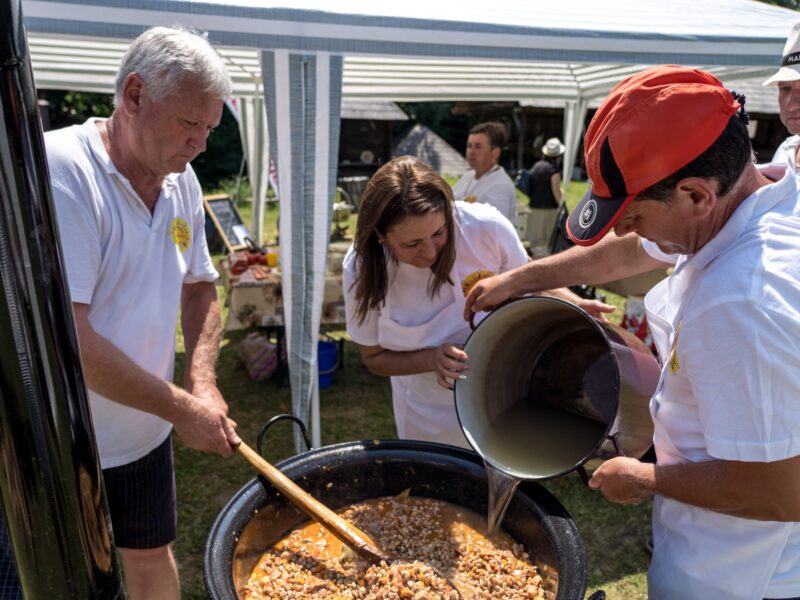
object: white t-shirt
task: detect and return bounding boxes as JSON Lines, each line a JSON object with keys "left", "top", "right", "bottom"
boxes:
{"left": 641, "top": 165, "right": 800, "bottom": 599}
{"left": 451, "top": 165, "right": 518, "bottom": 225}
{"left": 47, "top": 118, "right": 219, "bottom": 469}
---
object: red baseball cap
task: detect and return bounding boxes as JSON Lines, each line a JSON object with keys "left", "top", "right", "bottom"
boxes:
{"left": 567, "top": 65, "right": 741, "bottom": 246}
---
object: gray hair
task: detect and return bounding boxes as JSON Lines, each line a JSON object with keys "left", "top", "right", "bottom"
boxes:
{"left": 114, "top": 26, "right": 232, "bottom": 106}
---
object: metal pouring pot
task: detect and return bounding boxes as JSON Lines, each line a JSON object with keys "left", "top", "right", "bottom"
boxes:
{"left": 455, "top": 296, "right": 661, "bottom": 482}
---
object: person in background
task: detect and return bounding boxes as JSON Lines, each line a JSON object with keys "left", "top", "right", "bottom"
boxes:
{"left": 46, "top": 27, "right": 240, "bottom": 600}
{"left": 343, "top": 156, "right": 613, "bottom": 448}
{"left": 464, "top": 65, "right": 800, "bottom": 599}
{"left": 764, "top": 21, "right": 800, "bottom": 171}
{"left": 452, "top": 121, "right": 518, "bottom": 225}
{"left": 526, "top": 136, "right": 565, "bottom": 254}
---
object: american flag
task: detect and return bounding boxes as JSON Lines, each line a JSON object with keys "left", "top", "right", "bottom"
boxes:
{"left": 268, "top": 158, "right": 279, "bottom": 197}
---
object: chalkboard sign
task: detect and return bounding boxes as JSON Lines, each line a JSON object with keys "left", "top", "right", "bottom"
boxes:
{"left": 203, "top": 194, "right": 251, "bottom": 253}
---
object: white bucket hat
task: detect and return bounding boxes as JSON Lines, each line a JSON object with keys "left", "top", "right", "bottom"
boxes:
{"left": 763, "top": 21, "right": 800, "bottom": 86}
{"left": 541, "top": 137, "right": 566, "bottom": 157}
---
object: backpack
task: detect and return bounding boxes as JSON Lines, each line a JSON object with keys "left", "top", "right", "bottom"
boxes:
{"left": 515, "top": 169, "right": 532, "bottom": 199}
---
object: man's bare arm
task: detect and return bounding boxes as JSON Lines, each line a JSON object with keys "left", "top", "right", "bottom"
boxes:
{"left": 464, "top": 233, "right": 669, "bottom": 317}
{"left": 590, "top": 455, "right": 800, "bottom": 521}
{"left": 72, "top": 302, "right": 238, "bottom": 455}
{"left": 181, "top": 281, "right": 227, "bottom": 413}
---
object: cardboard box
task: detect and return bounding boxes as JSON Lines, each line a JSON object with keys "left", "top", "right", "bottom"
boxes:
{"left": 324, "top": 274, "right": 344, "bottom": 304}
{"left": 226, "top": 279, "right": 282, "bottom": 331}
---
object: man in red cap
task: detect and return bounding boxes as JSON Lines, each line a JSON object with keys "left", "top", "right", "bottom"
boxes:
{"left": 464, "top": 65, "right": 800, "bottom": 599}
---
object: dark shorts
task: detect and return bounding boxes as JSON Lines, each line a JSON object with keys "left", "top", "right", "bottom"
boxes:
{"left": 0, "top": 511, "right": 22, "bottom": 600}
{"left": 102, "top": 436, "right": 177, "bottom": 549}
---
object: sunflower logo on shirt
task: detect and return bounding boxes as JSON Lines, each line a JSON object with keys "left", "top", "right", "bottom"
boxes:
{"left": 170, "top": 217, "right": 192, "bottom": 252}
{"left": 668, "top": 323, "right": 682, "bottom": 374}
{"left": 462, "top": 269, "right": 496, "bottom": 295}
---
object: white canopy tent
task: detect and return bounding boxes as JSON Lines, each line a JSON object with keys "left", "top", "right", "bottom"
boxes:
{"left": 21, "top": 0, "right": 797, "bottom": 450}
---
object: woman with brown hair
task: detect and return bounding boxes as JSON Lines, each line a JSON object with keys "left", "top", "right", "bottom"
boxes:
{"left": 343, "top": 156, "right": 612, "bottom": 447}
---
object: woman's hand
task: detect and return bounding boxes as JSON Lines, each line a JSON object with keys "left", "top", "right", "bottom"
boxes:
{"left": 432, "top": 343, "right": 469, "bottom": 390}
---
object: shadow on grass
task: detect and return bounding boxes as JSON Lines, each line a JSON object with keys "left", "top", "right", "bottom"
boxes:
{"left": 172, "top": 322, "right": 649, "bottom": 600}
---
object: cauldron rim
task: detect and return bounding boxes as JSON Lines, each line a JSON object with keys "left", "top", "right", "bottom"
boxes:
{"left": 204, "top": 438, "right": 587, "bottom": 600}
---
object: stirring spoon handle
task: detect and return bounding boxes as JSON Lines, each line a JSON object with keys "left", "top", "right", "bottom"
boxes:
{"left": 237, "top": 441, "right": 387, "bottom": 562}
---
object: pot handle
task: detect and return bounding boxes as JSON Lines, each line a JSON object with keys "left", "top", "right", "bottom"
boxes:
{"left": 587, "top": 592, "right": 606, "bottom": 600}
{"left": 468, "top": 298, "right": 515, "bottom": 331}
{"left": 256, "top": 414, "right": 312, "bottom": 456}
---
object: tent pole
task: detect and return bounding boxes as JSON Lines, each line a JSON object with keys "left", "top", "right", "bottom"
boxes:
{"left": 311, "top": 375, "right": 321, "bottom": 448}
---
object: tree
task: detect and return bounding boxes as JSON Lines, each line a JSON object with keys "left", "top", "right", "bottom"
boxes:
{"left": 396, "top": 102, "right": 472, "bottom": 153}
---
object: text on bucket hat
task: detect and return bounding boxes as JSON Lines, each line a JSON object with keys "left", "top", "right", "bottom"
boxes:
{"left": 566, "top": 65, "right": 740, "bottom": 247}
{"left": 763, "top": 21, "right": 800, "bottom": 86}
{"left": 542, "top": 137, "right": 565, "bottom": 157}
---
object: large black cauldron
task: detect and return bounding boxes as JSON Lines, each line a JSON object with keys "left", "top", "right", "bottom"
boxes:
{"left": 205, "top": 439, "right": 588, "bottom": 599}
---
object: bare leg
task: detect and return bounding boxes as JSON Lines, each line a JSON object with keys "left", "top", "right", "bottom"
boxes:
{"left": 119, "top": 544, "right": 179, "bottom": 600}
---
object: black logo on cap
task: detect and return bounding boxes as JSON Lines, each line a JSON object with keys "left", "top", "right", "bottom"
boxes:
{"left": 783, "top": 51, "right": 800, "bottom": 67}
{"left": 579, "top": 200, "right": 598, "bottom": 230}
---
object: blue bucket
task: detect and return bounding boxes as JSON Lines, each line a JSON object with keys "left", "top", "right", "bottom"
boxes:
{"left": 318, "top": 341, "right": 339, "bottom": 389}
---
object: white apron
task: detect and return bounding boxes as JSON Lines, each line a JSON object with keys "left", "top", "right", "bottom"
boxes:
{"left": 376, "top": 266, "right": 475, "bottom": 448}
{"left": 645, "top": 265, "right": 790, "bottom": 600}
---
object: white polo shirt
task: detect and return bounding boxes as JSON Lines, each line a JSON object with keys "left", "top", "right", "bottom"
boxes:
{"left": 641, "top": 165, "right": 800, "bottom": 598}
{"left": 47, "top": 119, "right": 218, "bottom": 468}
{"left": 452, "top": 165, "right": 518, "bottom": 225}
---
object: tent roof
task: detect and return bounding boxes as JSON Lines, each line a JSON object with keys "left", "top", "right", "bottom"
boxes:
{"left": 518, "top": 74, "right": 782, "bottom": 114}
{"left": 23, "top": 0, "right": 798, "bottom": 102}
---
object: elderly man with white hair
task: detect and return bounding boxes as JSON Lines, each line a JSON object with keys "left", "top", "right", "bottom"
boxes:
{"left": 45, "top": 27, "right": 240, "bottom": 599}
{"left": 764, "top": 21, "right": 800, "bottom": 171}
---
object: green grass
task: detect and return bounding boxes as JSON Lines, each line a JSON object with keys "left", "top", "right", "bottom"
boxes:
{"left": 172, "top": 178, "right": 649, "bottom": 599}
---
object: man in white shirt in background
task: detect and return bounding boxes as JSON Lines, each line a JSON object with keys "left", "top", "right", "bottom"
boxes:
{"left": 452, "top": 121, "right": 518, "bottom": 225}
{"left": 764, "top": 21, "right": 800, "bottom": 170}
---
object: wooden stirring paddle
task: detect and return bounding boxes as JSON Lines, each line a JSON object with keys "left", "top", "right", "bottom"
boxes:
{"left": 237, "top": 441, "right": 463, "bottom": 598}
{"left": 238, "top": 441, "right": 389, "bottom": 562}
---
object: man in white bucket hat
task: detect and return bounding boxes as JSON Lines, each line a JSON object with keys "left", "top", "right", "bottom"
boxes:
{"left": 763, "top": 21, "right": 800, "bottom": 170}
{"left": 524, "top": 136, "right": 566, "bottom": 254}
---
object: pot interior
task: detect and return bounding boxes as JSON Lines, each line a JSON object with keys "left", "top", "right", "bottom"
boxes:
{"left": 205, "top": 440, "right": 587, "bottom": 600}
